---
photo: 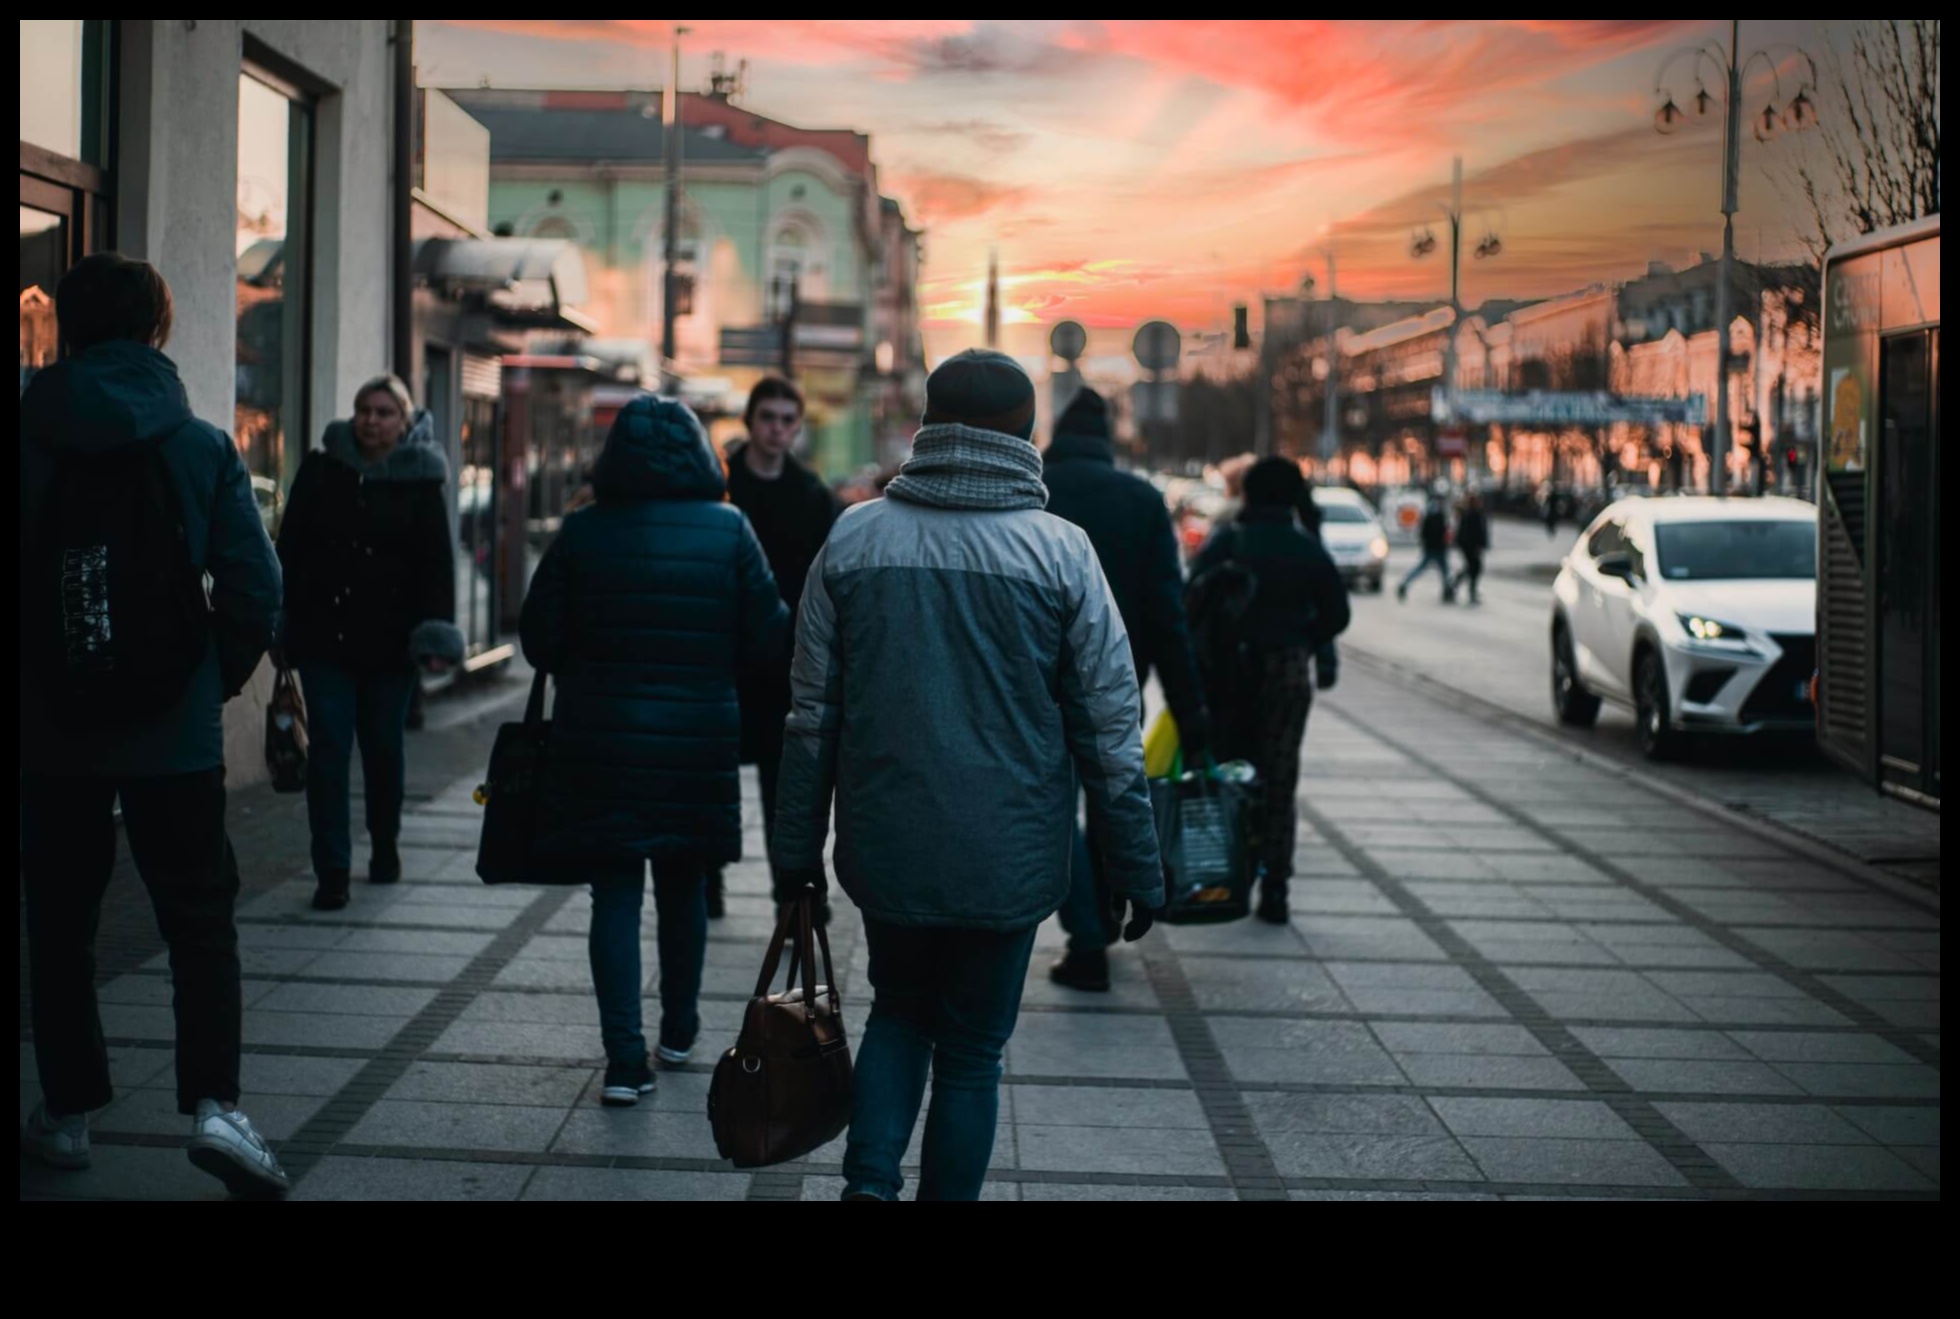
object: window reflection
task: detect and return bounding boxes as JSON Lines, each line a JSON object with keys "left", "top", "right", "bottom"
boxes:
{"left": 234, "top": 71, "right": 311, "bottom": 489}
{"left": 20, "top": 206, "right": 64, "bottom": 395}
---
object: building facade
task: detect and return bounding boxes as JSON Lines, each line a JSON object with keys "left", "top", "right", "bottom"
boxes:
{"left": 443, "top": 86, "right": 924, "bottom": 478}
{"left": 22, "top": 19, "right": 401, "bottom": 784}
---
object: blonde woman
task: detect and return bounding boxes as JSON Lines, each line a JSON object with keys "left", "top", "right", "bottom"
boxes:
{"left": 275, "top": 376, "right": 462, "bottom": 910}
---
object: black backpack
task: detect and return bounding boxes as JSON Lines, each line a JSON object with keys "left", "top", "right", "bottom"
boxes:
{"left": 30, "top": 440, "right": 212, "bottom": 729}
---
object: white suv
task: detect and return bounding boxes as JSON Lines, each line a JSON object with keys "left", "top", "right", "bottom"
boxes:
{"left": 1313, "top": 487, "right": 1391, "bottom": 593}
{"left": 1550, "top": 496, "right": 1818, "bottom": 758}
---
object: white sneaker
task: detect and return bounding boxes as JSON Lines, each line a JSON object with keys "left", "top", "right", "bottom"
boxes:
{"left": 187, "top": 1099, "right": 291, "bottom": 1197}
{"left": 20, "top": 1102, "right": 90, "bottom": 1170}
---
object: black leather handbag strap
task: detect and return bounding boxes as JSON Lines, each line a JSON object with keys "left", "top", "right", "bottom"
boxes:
{"left": 755, "top": 888, "right": 839, "bottom": 1023}
{"left": 522, "top": 669, "right": 549, "bottom": 725}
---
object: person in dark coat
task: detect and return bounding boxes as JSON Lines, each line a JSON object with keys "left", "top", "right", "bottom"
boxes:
{"left": 1189, "top": 457, "right": 1352, "bottom": 924}
{"left": 1041, "top": 385, "right": 1210, "bottom": 991}
{"left": 703, "top": 377, "right": 839, "bottom": 923}
{"left": 276, "top": 376, "right": 463, "bottom": 912}
{"left": 19, "top": 253, "right": 290, "bottom": 1196}
{"left": 1450, "top": 490, "right": 1491, "bottom": 605}
{"left": 1397, "top": 490, "right": 1455, "bottom": 603}
{"left": 521, "top": 396, "right": 787, "bottom": 1105}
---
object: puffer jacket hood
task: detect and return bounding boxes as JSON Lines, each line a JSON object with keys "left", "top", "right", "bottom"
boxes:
{"left": 592, "top": 395, "right": 726, "bottom": 502}
{"left": 322, "top": 408, "right": 446, "bottom": 482}
{"left": 19, "top": 341, "right": 194, "bottom": 454}
{"left": 1046, "top": 387, "right": 1114, "bottom": 465}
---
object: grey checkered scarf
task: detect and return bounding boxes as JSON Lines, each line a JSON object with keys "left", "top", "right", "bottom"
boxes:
{"left": 884, "top": 423, "right": 1048, "bottom": 511}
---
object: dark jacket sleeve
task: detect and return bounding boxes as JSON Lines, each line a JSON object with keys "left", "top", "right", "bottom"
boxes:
{"left": 1308, "top": 545, "right": 1353, "bottom": 643}
{"left": 272, "top": 452, "right": 320, "bottom": 647}
{"left": 736, "top": 514, "right": 790, "bottom": 669}
{"left": 1189, "top": 523, "right": 1233, "bottom": 579}
{"left": 1139, "top": 501, "right": 1206, "bottom": 725}
{"left": 415, "top": 480, "right": 457, "bottom": 626}
{"left": 519, "top": 518, "right": 571, "bottom": 675}
{"left": 208, "top": 434, "right": 283, "bottom": 695}
{"left": 772, "top": 543, "right": 840, "bottom": 873}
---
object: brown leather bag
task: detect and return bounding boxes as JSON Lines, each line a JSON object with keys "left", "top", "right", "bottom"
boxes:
{"left": 708, "top": 891, "right": 853, "bottom": 1168}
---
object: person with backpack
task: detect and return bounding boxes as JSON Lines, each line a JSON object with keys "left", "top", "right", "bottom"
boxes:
{"left": 18, "top": 253, "right": 289, "bottom": 1196}
{"left": 521, "top": 397, "right": 787, "bottom": 1105}
{"left": 1188, "top": 457, "right": 1351, "bottom": 924}
{"left": 275, "top": 376, "right": 464, "bottom": 912}
{"left": 773, "top": 351, "right": 1163, "bottom": 1200}
{"left": 1041, "top": 384, "right": 1210, "bottom": 992}
{"left": 702, "top": 376, "right": 839, "bottom": 926}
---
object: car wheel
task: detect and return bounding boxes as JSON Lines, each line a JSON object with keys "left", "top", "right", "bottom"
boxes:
{"left": 1634, "top": 649, "right": 1680, "bottom": 760}
{"left": 1551, "top": 623, "right": 1602, "bottom": 727}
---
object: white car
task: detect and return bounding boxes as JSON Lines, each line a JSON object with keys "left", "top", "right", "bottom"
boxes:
{"left": 1550, "top": 496, "right": 1818, "bottom": 759}
{"left": 1313, "top": 487, "right": 1390, "bottom": 592}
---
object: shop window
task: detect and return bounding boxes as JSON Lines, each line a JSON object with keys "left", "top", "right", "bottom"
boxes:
{"left": 20, "top": 20, "right": 113, "bottom": 394}
{"left": 234, "top": 66, "right": 314, "bottom": 491}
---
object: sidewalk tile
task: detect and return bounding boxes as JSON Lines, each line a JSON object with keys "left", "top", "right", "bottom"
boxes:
{"left": 1602, "top": 1058, "right": 1803, "bottom": 1096}
{"left": 385, "top": 1061, "right": 594, "bottom": 1108}
{"left": 1009, "top": 1084, "right": 1207, "bottom": 1130}
{"left": 291, "top": 1156, "right": 530, "bottom": 1201}
{"left": 1429, "top": 1097, "right": 1636, "bottom": 1140}
{"left": 1653, "top": 1102, "right": 1870, "bottom": 1145}
{"left": 1459, "top": 1136, "right": 1686, "bottom": 1186}
{"left": 1261, "top": 1132, "right": 1481, "bottom": 1181}
{"left": 1836, "top": 1106, "right": 1940, "bottom": 1146}
{"left": 1699, "top": 1142, "right": 1934, "bottom": 1191}
{"left": 1395, "top": 1055, "right": 1586, "bottom": 1091}
{"left": 521, "top": 1167, "right": 750, "bottom": 1200}
{"left": 345, "top": 1099, "right": 567, "bottom": 1153}
{"left": 1022, "top": 1183, "right": 1236, "bottom": 1201}
{"left": 1017, "top": 1124, "right": 1224, "bottom": 1176}
{"left": 1243, "top": 1091, "right": 1444, "bottom": 1136}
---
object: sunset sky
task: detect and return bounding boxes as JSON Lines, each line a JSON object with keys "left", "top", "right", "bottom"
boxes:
{"left": 417, "top": 19, "right": 1850, "bottom": 361}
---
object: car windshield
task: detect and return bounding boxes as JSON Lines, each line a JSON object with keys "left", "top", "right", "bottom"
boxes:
{"left": 1318, "top": 504, "right": 1372, "bottom": 524}
{"left": 1654, "top": 520, "right": 1816, "bottom": 581}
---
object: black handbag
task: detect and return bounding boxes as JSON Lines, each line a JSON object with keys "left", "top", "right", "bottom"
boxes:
{"left": 708, "top": 890, "right": 853, "bottom": 1168}
{"left": 263, "top": 667, "right": 308, "bottom": 794}
{"left": 474, "top": 671, "right": 558, "bottom": 885}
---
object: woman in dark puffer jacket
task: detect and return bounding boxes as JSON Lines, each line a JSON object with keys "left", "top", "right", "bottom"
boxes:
{"left": 521, "top": 396, "right": 788, "bottom": 1107}
{"left": 277, "top": 376, "right": 462, "bottom": 912}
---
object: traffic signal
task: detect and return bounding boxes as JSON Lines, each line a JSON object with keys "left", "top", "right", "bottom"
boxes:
{"left": 1233, "top": 304, "right": 1250, "bottom": 351}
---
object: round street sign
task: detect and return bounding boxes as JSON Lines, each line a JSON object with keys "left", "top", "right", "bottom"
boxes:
{"left": 1133, "top": 320, "right": 1181, "bottom": 373}
{"left": 1049, "top": 320, "right": 1087, "bottom": 363}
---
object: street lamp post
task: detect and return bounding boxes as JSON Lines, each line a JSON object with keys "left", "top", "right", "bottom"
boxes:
{"left": 1653, "top": 21, "right": 1818, "bottom": 496}
{"left": 660, "top": 24, "right": 691, "bottom": 394}
{"left": 1411, "top": 157, "right": 1500, "bottom": 473}
{"left": 1321, "top": 246, "right": 1340, "bottom": 467}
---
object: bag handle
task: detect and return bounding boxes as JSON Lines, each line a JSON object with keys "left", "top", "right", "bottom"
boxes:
{"left": 755, "top": 887, "right": 838, "bottom": 1022}
{"left": 522, "top": 670, "right": 549, "bottom": 726}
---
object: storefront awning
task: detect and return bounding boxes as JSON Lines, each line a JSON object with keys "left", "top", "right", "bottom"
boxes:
{"left": 413, "top": 237, "right": 597, "bottom": 333}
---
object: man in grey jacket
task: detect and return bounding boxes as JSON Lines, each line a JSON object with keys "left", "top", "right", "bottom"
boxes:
{"left": 773, "top": 349, "right": 1163, "bottom": 1201}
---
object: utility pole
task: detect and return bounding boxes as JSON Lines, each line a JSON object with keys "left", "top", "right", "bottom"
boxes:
{"left": 1321, "top": 248, "right": 1339, "bottom": 466}
{"left": 984, "top": 249, "right": 1000, "bottom": 350}
{"left": 1442, "top": 156, "right": 1463, "bottom": 429}
{"left": 660, "top": 24, "right": 690, "bottom": 393}
{"left": 1710, "top": 18, "right": 1741, "bottom": 497}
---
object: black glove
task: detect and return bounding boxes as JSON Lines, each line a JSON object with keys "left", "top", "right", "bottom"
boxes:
{"left": 1111, "top": 893, "right": 1158, "bottom": 942}
{"left": 1315, "top": 645, "right": 1339, "bottom": 692}
{"left": 1177, "top": 707, "right": 1213, "bottom": 762}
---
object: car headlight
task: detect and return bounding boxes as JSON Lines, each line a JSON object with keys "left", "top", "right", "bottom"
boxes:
{"left": 1678, "top": 614, "right": 1748, "bottom": 645}
{"left": 1369, "top": 537, "right": 1389, "bottom": 559}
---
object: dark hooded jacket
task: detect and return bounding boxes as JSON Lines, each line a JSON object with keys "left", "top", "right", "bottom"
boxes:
{"left": 1041, "top": 389, "right": 1204, "bottom": 726}
{"left": 19, "top": 342, "right": 281, "bottom": 777}
{"left": 724, "top": 440, "right": 839, "bottom": 762}
{"left": 520, "top": 397, "right": 789, "bottom": 866}
{"left": 277, "top": 410, "right": 459, "bottom": 671}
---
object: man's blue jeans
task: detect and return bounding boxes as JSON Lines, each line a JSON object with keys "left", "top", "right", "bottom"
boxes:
{"left": 1399, "top": 550, "right": 1455, "bottom": 599}
{"left": 299, "top": 663, "right": 416, "bottom": 877}
{"left": 842, "top": 920, "right": 1039, "bottom": 1201}
{"left": 588, "top": 861, "right": 707, "bottom": 1065}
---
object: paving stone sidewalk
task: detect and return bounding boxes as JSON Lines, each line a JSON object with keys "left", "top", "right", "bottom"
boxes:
{"left": 20, "top": 665, "right": 1940, "bottom": 1200}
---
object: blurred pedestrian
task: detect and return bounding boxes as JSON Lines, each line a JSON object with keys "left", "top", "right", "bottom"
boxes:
{"left": 1542, "top": 485, "right": 1560, "bottom": 539}
{"left": 703, "top": 377, "right": 839, "bottom": 924}
{"left": 1450, "top": 490, "right": 1490, "bottom": 605}
{"left": 1396, "top": 491, "right": 1456, "bottom": 603}
{"left": 1042, "top": 385, "right": 1211, "bottom": 991}
{"left": 19, "top": 253, "right": 290, "bottom": 1195}
{"left": 521, "top": 397, "right": 787, "bottom": 1104}
{"left": 773, "top": 350, "right": 1163, "bottom": 1200}
{"left": 1189, "top": 456, "right": 1351, "bottom": 923}
{"left": 276, "top": 376, "right": 463, "bottom": 912}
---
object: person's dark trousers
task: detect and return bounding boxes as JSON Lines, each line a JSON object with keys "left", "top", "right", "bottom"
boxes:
{"left": 1249, "top": 647, "right": 1315, "bottom": 886}
{"left": 1057, "top": 806, "right": 1111, "bottom": 954}
{"left": 1399, "top": 550, "right": 1454, "bottom": 599}
{"left": 1451, "top": 552, "right": 1485, "bottom": 603}
{"left": 842, "top": 920, "right": 1040, "bottom": 1201}
{"left": 300, "top": 662, "right": 416, "bottom": 877}
{"left": 588, "top": 859, "right": 708, "bottom": 1064}
{"left": 21, "top": 770, "right": 243, "bottom": 1117}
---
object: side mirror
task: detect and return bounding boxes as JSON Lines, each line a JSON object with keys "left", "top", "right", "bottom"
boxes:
{"left": 1596, "top": 551, "right": 1637, "bottom": 583}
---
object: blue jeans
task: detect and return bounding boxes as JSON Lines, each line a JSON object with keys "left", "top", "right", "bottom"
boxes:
{"left": 588, "top": 861, "right": 707, "bottom": 1065}
{"left": 1057, "top": 817, "right": 1107, "bottom": 955}
{"left": 299, "top": 663, "right": 416, "bottom": 877}
{"left": 842, "top": 920, "right": 1039, "bottom": 1201}
{"left": 1399, "top": 550, "right": 1455, "bottom": 598}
